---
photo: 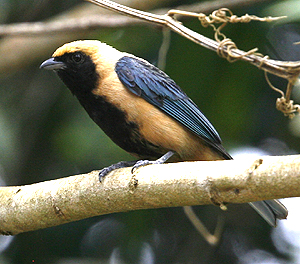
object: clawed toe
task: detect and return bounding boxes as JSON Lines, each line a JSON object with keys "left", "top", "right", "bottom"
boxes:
{"left": 131, "top": 160, "right": 151, "bottom": 173}
{"left": 131, "top": 151, "right": 176, "bottom": 173}
{"left": 99, "top": 167, "right": 113, "bottom": 182}
{"left": 98, "top": 160, "right": 137, "bottom": 182}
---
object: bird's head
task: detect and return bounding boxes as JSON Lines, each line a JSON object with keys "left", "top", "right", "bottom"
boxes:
{"left": 40, "top": 40, "right": 124, "bottom": 95}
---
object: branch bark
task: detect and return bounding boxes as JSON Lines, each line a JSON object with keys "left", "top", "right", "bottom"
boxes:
{"left": 1, "top": 154, "right": 299, "bottom": 236}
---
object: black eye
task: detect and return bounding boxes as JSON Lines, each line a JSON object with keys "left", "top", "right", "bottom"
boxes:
{"left": 70, "top": 53, "right": 84, "bottom": 64}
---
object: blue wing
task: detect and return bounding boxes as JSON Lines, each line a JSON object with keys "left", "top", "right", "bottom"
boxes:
{"left": 115, "top": 56, "right": 223, "bottom": 148}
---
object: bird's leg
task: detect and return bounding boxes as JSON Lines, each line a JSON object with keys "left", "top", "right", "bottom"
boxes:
{"left": 99, "top": 151, "right": 175, "bottom": 182}
{"left": 131, "top": 150, "right": 175, "bottom": 173}
{"left": 99, "top": 160, "right": 137, "bottom": 182}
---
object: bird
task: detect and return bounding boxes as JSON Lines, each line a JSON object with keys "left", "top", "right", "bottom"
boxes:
{"left": 40, "top": 40, "right": 287, "bottom": 227}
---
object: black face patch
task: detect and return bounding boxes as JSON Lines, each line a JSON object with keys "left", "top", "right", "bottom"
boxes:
{"left": 54, "top": 52, "right": 99, "bottom": 95}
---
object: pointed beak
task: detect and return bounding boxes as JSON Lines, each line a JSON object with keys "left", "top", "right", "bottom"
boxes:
{"left": 40, "top": 58, "right": 66, "bottom": 71}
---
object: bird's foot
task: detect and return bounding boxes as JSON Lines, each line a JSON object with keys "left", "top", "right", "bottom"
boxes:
{"left": 99, "top": 151, "right": 175, "bottom": 181}
{"left": 131, "top": 159, "right": 151, "bottom": 173}
{"left": 99, "top": 160, "right": 136, "bottom": 182}
{"left": 131, "top": 150, "right": 175, "bottom": 173}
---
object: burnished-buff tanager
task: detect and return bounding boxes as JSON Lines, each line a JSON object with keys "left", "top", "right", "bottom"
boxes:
{"left": 40, "top": 40, "right": 288, "bottom": 227}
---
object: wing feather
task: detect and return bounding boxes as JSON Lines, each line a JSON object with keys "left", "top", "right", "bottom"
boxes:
{"left": 115, "top": 56, "right": 225, "bottom": 151}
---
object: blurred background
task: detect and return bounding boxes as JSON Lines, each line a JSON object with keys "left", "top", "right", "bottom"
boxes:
{"left": 0, "top": 0, "right": 299, "bottom": 263}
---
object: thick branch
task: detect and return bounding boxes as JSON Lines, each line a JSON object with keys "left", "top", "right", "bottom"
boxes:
{"left": 1, "top": 155, "right": 299, "bottom": 235}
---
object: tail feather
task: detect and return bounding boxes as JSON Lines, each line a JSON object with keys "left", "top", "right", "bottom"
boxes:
{"left": 249, "top": 200, "right": 288, "bottom": 227}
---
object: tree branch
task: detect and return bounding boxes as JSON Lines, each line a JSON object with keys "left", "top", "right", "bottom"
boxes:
{"left": 86, "top": 0, "right": 300, "bottom": 82}
{"left": 1, "top": 154, "right": 299, "bottom": 235}
{"left": 0, "top": 0, "right": 272, "bottom": 36}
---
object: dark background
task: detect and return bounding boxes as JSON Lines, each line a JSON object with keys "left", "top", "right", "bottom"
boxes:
{"left": 0, "top": 0, "right": 299, "bottom": 263}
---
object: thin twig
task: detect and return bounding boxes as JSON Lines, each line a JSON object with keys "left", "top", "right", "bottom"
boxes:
{"left": 86, "top": 0, "right": 300, "bottom": 82}
{"left": 0, "top": 0, "right": 273, "bottom": 37}
{"left": 183, "top": 206, "right": 224, "bottom": 246}
{"left": 157, "top": 28, "right": 171, "bottom": 70}
{"left": 0, "top": 15, "right": 142, "bottom": 36}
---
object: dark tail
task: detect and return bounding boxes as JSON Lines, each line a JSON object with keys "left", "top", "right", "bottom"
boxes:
{"left": 249, "top": 200, "right": 288, "bottom": 227}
